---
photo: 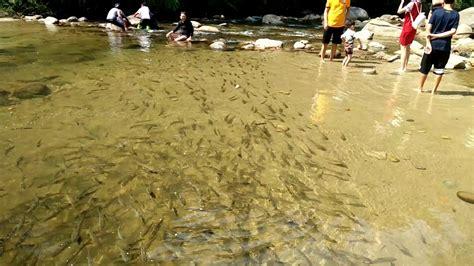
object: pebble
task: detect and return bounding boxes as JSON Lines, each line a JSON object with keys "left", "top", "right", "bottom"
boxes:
{"left": 363, "top": 69, "right": 377, "bottom": 75}
{"left": 456, "top": 191, "right": 474, "bottom": 204}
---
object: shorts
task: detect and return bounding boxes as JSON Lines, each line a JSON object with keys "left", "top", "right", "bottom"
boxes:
{"left": 107, "top": 18, "right": 125, "bottom": 29}
{"left": 399, "top": 29, "right": 416, "bottom": 46}
{"left": 419, "top": 50, "right": 450, "bottom": 75}
{"left": 322, "top": 27, "right": 344, "bottom": 45}
{"left": 345, "top": 43, "right": 353, "bottom": 55}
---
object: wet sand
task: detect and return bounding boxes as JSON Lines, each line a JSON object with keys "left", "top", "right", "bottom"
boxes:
{"left": 0, "top": 22, "right": 473, "bottom": 264}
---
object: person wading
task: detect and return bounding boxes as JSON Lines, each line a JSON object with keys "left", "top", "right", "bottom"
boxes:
{"left": 321, "top": 0, "right": 351, "bottom": 62}
{"left": 397, "top": 0, "right": 422, "bottom": 72}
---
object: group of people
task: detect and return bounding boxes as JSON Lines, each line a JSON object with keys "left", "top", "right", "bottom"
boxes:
{"left": 106, "top": 3, "right": 194, "bottom": 42}
{"left": 322, "top": 0, "right": 460, "bottom": 93}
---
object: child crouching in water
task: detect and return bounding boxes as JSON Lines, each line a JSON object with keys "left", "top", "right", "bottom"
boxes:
{"left": 341, "top": 21, "right": 356, "bottom": 67}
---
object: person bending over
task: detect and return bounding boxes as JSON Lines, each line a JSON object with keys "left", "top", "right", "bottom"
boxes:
{"left": 106, "top": 3, "right": 129, "bottom": 31}
{"left": 134, "top": 2, "right": 152, "bottom": 30}
{"left": 166, "top": 12, "right": 194, "bottom": 42}
{"left": 418, "top": 0, "right": 459, "bottom": 93}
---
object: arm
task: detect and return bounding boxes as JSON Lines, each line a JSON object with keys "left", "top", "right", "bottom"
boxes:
{"left": 345, "top": 2, "right": 350, "bottom": 24}
{"left": 323, "top": 7, "right": 329, "bottom": 30}
{"left": 397, "top": 0, "right": 407, "bottom": 14}
{"left": 429, "top": 28, "right": 457, "bottom": 39}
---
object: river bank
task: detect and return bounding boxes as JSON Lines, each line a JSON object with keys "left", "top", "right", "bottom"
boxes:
{"left": 0, "top": 20, "right": 473, "bottom": 264}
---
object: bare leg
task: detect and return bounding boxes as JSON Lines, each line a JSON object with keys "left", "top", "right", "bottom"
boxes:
{"left": 345, "top": 54, "right": 353, "bottom": 67}
{"left": 400, "top": 44, "right": 410, "bottom": 72}
{"left": 432, "top": 74, "right": 443, "bottom": 93}
{"left": 419, "top": 74, "right": 428, "bottom": 92}
{"left": 320, "top": 43, "right": 328, "bottom": 61}
{"left": 342, "top": 56, "right": 347, "bottom": 66}
{"left": 330, "top": 44, "right": 337, "bottom": 61}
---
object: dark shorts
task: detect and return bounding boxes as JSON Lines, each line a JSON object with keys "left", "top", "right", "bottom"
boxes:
{"left": 322, "top": 27, "right": 344, "bottom": 45}
{"left": 419, "top": 50, "right": 450, "bottom": 75}
{"left": 139, "top": 19, "right": 151, "bottom": 29}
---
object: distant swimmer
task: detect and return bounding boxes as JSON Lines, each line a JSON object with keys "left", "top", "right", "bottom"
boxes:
{"left": 106, "top": 3, "right": 130, "bottom": 31}
{"left": 166, "top": 11, "right": 194, "bottom": 42}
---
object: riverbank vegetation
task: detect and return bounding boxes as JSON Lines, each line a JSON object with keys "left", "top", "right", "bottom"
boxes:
{"left": 0, "top": 0, "right": 472, "bottom": 19}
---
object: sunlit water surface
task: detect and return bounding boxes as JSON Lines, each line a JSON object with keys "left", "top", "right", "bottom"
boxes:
{"left": 0, "top": 22, "right": 473, "bottom": 265}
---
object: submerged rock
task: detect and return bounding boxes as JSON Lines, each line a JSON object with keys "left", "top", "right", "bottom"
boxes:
{"left": 0, "top": 90, "right": 10, "bottom": 106}
{"left": 457, "top": 191, "right": 474, "bottom": 204}
{"left": 12, "top": 83, "right": 51, "bottom": 99}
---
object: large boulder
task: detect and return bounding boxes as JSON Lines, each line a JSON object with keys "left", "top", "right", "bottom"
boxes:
{"left": 349, "top": 7, "right": 369, "bottom": 21}
{"left": 44, "top": 16, "right": 59, "bottom": 25}
{"left": 454, "top": 24, "right": 473, "bottom": 39}
{"left": 12, "top": 83, "right": 51, "bottom": 99}
{"left": 446, "top": 54, "right": 470, "bottom": 69}
{"left": 78, "top": 17, "right": 88, "bottom": 22}
{"left": 362, "top": 19, "right": 402, "bottom": 38}
{"left": 262, "top": 14, "right": 284, "bottom": 25}
{"left": 255, "top": 39, "right": 283, "bottom": 49}
{"left": 459, "top": 7, "right": 474, "bottom": 28}
{"left": 453, "top": 38, "right": 474, "bottom": 57}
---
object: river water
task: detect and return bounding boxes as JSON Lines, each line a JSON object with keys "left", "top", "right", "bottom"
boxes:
{"left": 0, "top": 21, "right": 473, "bottom": 265}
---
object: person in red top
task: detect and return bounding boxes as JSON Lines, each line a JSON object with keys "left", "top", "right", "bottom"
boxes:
{"left": 397, "top": 0, "right": 422, "bottom": 72}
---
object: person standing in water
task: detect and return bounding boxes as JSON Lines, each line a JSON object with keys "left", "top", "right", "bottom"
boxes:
{"left": 341, "top": 21, "right": 357, "bottom": 67}
{"left": 418, "top": 0, "right": 459, "bottom": 93}
{"left": 320, "top": 0, "right": 351, "bottom": 62}
{"left": 166, "top": 12, "right": 194, "bottom": 42}
{"left": 134, "top": 2, "right": 152, "bottom": 30}
{"left": 106, "top": 3, "right": 129, "bottom": 31}
{"left": 397, "top": 0, "right": 422, "bottom": 72}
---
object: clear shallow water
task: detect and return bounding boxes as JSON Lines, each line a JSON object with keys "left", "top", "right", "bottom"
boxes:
{"left": 0, "top": 21, "right": 473, "bottom": 264}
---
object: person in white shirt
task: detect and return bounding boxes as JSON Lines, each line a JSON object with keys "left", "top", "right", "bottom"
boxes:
{"left": 106, "top": 3, "right": 129, "bottom": 31}
{"left": 341, "top": 21, "right": 357, "bottom": 67}
{"left": 134, "top": 2, "right": 152, "bottom": 30}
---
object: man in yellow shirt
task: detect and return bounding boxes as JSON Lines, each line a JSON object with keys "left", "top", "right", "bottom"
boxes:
{"left": 321, "top": 0, "right": 351, "bottom": 62}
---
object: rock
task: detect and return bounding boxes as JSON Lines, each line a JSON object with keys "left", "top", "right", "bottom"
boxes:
{"left": 459, "top": 7, "right": 474, "bottom": 28}
{"left": 276, "top": 124, "right": 290, "bottom": 132}
{"left": 387, "top": 54, "right": 400, "bottom": 62}
{"left": 457, "top": 191, "right": 474, "bottom": 204}
{"left": 24, "top": 15, "right": 42, "bottom": 21}
{"left": 212, "top": 14, "right": 225, "bottom": 19}
{"left": 66, "top": 16, "right": 78, "bottom": 22}
{"left": 218, "top": 23, "right": 228, "bottom": 27}
{"left": 241, "top": 43, "right": 255, "bottom": 50}
{"left": 0, "top": 18, "right": 19, "bottom": 22}
{"left": 410, "top": 40, "right": 424, "bottom": 50}
{"left": 262, "top": 14, "right": 284, "bottom": 25}
{"left": 453, "top": 38, "right": 474, "bottom": 57}
{"left": 293, "top": 41, "right": 306, "bottom": 49}
{"left": 379, "top": 14, "right": 402, "bottom": 24}
{"left": 245, "top": 16, "right": 262, "bottom": 23}
{"left": 78, "top": 17, "right": 88, "bottom": 22}
{"left": 349, "top": 7, "right": 369, "bottom": 21}
{"left": 12, "top": 84, "right": 51, "bottom": 99}
{"left": 59, "top": 19, "right": 68, "bottom": 24}
{"left": 44, "top": 16, "right": 59, "bottom": 25}
{"left": 305, "top": 44, "right": 313, "bottom": 49}
{"left": 210, "top": 41, "right": 226, "bottom": 50}
{"left": 368, "top": 41, "right": 385, "bottom": 51}
{"left": 362, "top": 19, "right": 402, "bottom": 38}
{"left": 106, "top": 23, "right": 123, "bottom": 31}
{"left": 255, "top": 38, "right": 283, "bottom": 49}
{"left": 191, "top": 20, "right": 201, "bottom": 28}
{"left": 365, "top": 150, "right": 387, "bottom": 160}
{"left": 446, "top": 54, "right": 469, "bottom": 69}
{"left": 196, "top": 25, "right": 220, "bottom": 32}
{"left": 363, "top": 69, "right": 377, "bottom": 75}
{"left": 454, "top": 24, "right": 473, "bottom": 38}
{"left": 374, "top": 51, "right": 388, "bottom": 60}
{"left": 0, "top": 90, "right": 10, "bottom": 106}
{"left": 355, "top": 29, "right": 374, "bottom": 41}
{"left": 355, "top": 20, "right": 368, "bottom": 29}
{"left": 301, "top": 14, "right": 320, "bottom": 22}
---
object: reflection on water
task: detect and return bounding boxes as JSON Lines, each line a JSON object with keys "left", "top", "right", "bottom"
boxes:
{"left": 0, "top": 21, "right": 473, "bottom": 265}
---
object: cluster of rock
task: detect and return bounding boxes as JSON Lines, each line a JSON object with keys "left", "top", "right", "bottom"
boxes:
{"left": 23, "top": 14, "right": 87, "bottom": 25}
